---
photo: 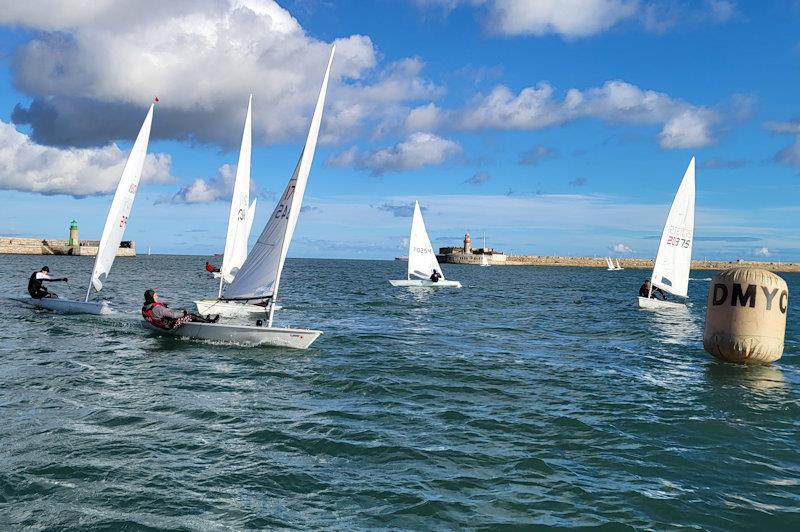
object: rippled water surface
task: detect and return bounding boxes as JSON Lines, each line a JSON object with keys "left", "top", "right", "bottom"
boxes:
{"left": 2, "top": 254, "right": 800, "bottom": 529}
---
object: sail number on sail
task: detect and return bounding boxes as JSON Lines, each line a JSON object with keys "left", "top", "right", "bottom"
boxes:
{"left": 665, "top": 225, "right": 691, "bottom": 248}
{"left": 274, "top": 185, "right": 296, "bottom": 219}
{"left": 412, "top": 246, "right": 433, "bottom": 254}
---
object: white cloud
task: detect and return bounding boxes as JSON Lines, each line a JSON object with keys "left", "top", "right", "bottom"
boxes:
{"left": 5, "top": 0, "right": 441, "bottom": 147}
{"left": 613, "top": 243, "right": 633, "bottom": 253}
{"left": 329, "top": 132, "right": 462, "bottom": 175}
{"left": 485, "top": 0, "right": 638, "bottom": 38}
{"left": 754, "top": 246, "right": 770, "bottom": 257}
{"left": 458, "top": 80, "right": 719, "bottom": 149}
{"left": 167, "top": 164, "right": 237, "bottom": 204}
{"left": 0, "top": 120, "right": 174, "bottom": 197}
{"left": 414, "top": 0, "right": 736, "bottom": 38}
{"left": 404, "top": 103, "right": 445, "bottom": 132}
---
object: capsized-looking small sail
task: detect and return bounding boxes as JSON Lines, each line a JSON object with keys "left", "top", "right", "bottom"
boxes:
{"left": 650, "top": 157, "right": 695, "bottom": 298}
{"left": 223, "top": 45, "right": 335, "bottom": 302}
{"left": 89, "top": 103, "right": 155, "bottom": 294}
{"left": 407, "top": 201, "right": 444, "bottom": 280}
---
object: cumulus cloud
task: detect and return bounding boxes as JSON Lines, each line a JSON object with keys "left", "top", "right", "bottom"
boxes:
{"left": 613, "top": 243, "right": 633, "bottom": 253}
{"left": 464, "top": 171, "right": 490, "bottom": 185}
{"left": 754, "top": 246, "right": 770, "bottom": 257}
{"left": 456, "top": 80, "right": 720, "bottom": 149}
{"left": 0, "top": 120, "right": 174, "bottom": 197}
{"left": 642, "top": 0, "right": 737, "bottom": 33}
{"left": 329, "top": 133, "right": 462, "bottom": 175}
{"left": 764, "top": 120, "right": 800, "bottom": 166}
{"left": 4, "top": 0, "right": 441, "bottom": 147}
{"left": 166, "top": 164, "right": 238, "bottom": 204}
{"left": 519, "top": 144, "right": 556, "bottom": 165}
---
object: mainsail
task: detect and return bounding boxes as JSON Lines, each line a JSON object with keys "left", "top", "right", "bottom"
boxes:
{"left": 223, "top": 46, "right": 335, "bottom": 312}
{"left": 87, "top": 102, "right": 155, "bottom": 298}
{"left": 407, "top": 201, "right": 444, "bottom": 280}
{"left": 650, "top": 157, "right": 695, "bottom": 298}
{"left": 218, "top": 95, "right": 255, "bottom": 291}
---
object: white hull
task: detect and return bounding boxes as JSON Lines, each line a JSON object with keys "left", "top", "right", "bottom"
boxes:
{"left": 389, "top": 279, "right": 462, "bottom": 288}
{"left": 194, "top": 299, "right": 270, "bottom": 318}
{"left": 14, "top": 297, "right": 111, "bottom": 315}
{"left": 637, "top": 296, "right": 686, "bottom": 309}
{"left": 142, "top": 321, "right": 321, "bottom": 349}
{"left": 211, "top": 272, "right": 222, "bottom": 279}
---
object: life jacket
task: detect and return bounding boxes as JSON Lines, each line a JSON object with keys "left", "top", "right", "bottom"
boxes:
{"left": 206, "top": 263, "right": 215, "bottom": 272}
{"left": 142, "top": 301, "right": 192, "bottom": 330}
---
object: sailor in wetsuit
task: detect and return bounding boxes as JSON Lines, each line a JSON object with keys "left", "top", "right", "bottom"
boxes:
{"left": 27, "top": 266, "right": 67, "bottom": 299}
{"left": 141, "top": 289, "right": 219, "bottom": 329}
{"left": 430, "top": 269, "right": 442, "bottom": 283}
{"left": 638, "top": 279, "right": 667, "bottom": 300}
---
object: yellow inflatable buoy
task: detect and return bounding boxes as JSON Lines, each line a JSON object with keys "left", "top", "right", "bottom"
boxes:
{"left": 703, "top": 268, "right": 788, "bottom": 364}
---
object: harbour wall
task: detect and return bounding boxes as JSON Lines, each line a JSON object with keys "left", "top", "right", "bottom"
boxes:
{"left": 440, "top": 253, "right": 800, "bottom": 272}
{"left": 0, "top": 237, "right": 136, "bottom": 257}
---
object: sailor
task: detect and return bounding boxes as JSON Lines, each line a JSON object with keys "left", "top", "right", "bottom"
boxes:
{"left": 141, "top": 289, "right": 219, "bottom": 329}
{"left": 638, "top": 279, "right": 667, "bottom": 300}
{"left": 27, "top": 266, "right": 67, "bottom": 299}
{"left": 205, "top": 261, "right": 220, "bottom": 273}
{"left": 430, "top": 269, "right": 442, "bottom": 283}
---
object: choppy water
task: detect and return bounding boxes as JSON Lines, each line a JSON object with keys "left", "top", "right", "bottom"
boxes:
{"left": 1, "top": 254, "right": 799, "bottom": 530}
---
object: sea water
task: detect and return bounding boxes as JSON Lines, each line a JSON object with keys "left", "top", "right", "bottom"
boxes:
{"left": 1, "top": 254, "right": 799, "bottom": 529}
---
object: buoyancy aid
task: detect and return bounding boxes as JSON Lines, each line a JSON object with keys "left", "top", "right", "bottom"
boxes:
{"left": 142, "top": 301, "right": 192, "bottom": 329}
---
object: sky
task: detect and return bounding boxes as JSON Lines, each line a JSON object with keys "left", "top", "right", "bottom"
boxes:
{"left": 1, "top": 0, "right": 799, "bottom": 261}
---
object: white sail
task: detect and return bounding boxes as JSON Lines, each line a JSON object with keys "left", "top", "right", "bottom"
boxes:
{"left": 219, "top": 95, "right": 254, "bottom": 288}
{"left": 615, "top": 259, "right": 622, "bottom": 270}
{"left": 651, "top": 157, "right": 695, "bottom": 298}
{"left": 407, "top": 201, "right": 444, "bottom": 280}
{"left": 224, "top": 45, "right": 335, "bottom": 305}
{"left": 606, "top": 257, "right": 614, "bottom": 269}
{"left": 87, "top": 103, "right": 154, "bottom": 296}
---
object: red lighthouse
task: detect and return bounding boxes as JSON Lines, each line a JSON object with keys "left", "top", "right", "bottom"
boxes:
{"left": 463, "top": 232, "right": 472, "bottom": 254}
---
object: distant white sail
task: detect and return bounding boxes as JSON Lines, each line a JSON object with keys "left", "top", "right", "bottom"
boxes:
{"left": 407, "top": 201, "right": 444, "bottom": 280}
{"left": 651, "top": 157, "right": 695, "bottom": 298}
{"left": 224, "top": 46, "right": 335, "bottom": 303}
{"left": 88, "top": 103, "right": 154, "bottom": 296}
{"left": 606, "top": 257, "right": 614, "bottom": 269}
{"left": 615, "top": 259, "right": 622, "bottom": 270}
{"left": 219, "top": 95, "right": 254, "bottom": 288}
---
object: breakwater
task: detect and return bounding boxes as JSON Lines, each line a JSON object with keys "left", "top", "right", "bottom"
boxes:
{"left": 440, "top": 253, "right": 800, "bottom": 272}
{"left": 0, "top": 237, "right": 136, "bottom": 256}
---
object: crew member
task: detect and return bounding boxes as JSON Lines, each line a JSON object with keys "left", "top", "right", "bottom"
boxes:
{"left": 430, "top": 269, "right": 442, "bottom": 283}
{"left": 205, "top": 261, "right": 220, "bottom": 273}
{"left": 141, "top": 289, "right": 219, "bottom": 330}
{"left": 638, "top": 279, "right": 667, "bottom": 300}
{"left": 27, "top": 266, "right": 67, "bottom": 299}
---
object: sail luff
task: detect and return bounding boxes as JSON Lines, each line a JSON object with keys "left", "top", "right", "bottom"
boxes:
{"left": 87, "top": 103, "right": 154, "bottom": 299}
{"left": 218, "top": 95, "right": 253, "bottom": 297}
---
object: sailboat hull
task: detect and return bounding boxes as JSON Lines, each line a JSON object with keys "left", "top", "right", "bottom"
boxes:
{"left": 389, "top": 279, "right": 462, "bottom": 288}
{"left": 13, "top": 297, "right": 111, "bottom": 315}
{"left": 142, "top": 321, "right": 321, "bottom": 349}
{"left": 194, "top": 299, "right": 271, "bottom": 318}
{"left": 637, "top": 296, "right": 686, "bottom": 309}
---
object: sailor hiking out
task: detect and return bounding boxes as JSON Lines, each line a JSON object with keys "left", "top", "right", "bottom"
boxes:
{"left": 141, "top": 289, "right": 219, "bottom": 330}
{"left": 27, "top": 266, "right": 67, "bottom": 299}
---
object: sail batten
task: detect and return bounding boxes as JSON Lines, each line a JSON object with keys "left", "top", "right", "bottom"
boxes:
{"left": 87, "top": 103, "right": 154, "bottom": 298}
{"left": 651, "top": 157, "right": 696, "bottom": 298}
{"left": 223, "top": 46, "right": 335, "bottom": 303}
{"left": 406, "top": 201, "right": 444, "bottom": 280}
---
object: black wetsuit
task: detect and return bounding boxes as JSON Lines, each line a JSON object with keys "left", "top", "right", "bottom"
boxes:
{"left": 28, "top": 272, "right": 53, "bottom": 299}
{"left": 430, "top": 271, "right": 442, "bottom": 283}
{"left": 639, "top": 283, "right": 666, "bottom": 300}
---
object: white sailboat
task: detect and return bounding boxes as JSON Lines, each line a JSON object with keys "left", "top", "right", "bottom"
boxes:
{"left": 143, "top": 46, "right": 336, "bottom": 349}
{"left": 17, "top": 102, "right": 155, "bottom": 315}
{"left": 389, "top": 201, "right": 462, "bottom": 288}
{"left": 638, "top": 157, "right": 695, "bottom": 309}
{"left": 606, "top": 257, "right": 615, "bottom": 270}
{"left": 195, "top": 95, "right": 262, "bottom": 319}
{"left": 615, "top": 259, "right": 624, "bottom": 270}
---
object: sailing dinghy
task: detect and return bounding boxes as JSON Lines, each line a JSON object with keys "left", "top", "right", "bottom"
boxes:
{"left": 638, "top": 157, "right": 695, "bottom": 309}
{"left": 16, "top": 102, "right": 156, "bottom": 315}
{"left": 389, "top": 201, "right": 461, "bottom": 288}
{"left": 606, "top": 257, "right": 615, "bottom": 270}
{"left": 195, "top": 95, "right": 262, "bottom": 319}
{"left": 615, "top": 259, "right": 624, "bottom": 270}
{"left": 143, "top": 46, "right": 336, "bottom": 348}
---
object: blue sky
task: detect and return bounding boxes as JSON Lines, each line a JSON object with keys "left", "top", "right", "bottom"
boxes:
{"left": 1, "top": 0, "right": 799, "bottom": 260}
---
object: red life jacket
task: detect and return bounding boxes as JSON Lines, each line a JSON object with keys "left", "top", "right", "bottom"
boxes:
{"left": 206, "top": 263, "right": 215, "bottom": 272}
{"left": 142, "top": 301, "right": 171, "bottom": 329}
